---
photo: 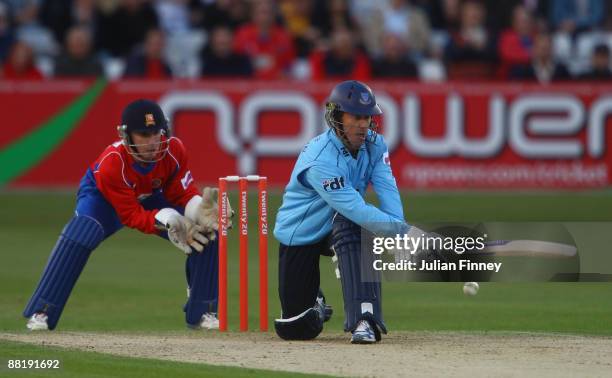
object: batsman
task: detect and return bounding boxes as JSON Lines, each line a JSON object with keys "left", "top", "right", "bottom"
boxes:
{"left": 273, "top": 80, "right": 409, "bottom": 344}
{"left": 24, "top": 99, "right": 228, "bottom": 331}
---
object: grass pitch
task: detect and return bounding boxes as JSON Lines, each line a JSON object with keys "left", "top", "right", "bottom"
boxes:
{"left": 1, "top": 191, "right": 611, "bottom": 376}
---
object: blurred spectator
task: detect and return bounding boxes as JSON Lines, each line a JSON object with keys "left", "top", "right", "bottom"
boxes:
{"left": 1, "top": 40, "right": 43, "bottom": 79}
{"left": 485, "top": 0, "right": 549, "bottom": 34}
{"left": 363, "top": 0, "right": 431, "bottom": 58}
{"left": 309, "top": 27, "right": 370, "bottom": 80}
{"left": 190, "top": 0, "right": 249, "bottom": 31}
{"left": 201, "top": 26, "right": 252, "bottom": 77}
{"left": 550, "top": 0, "right": 604, "bottom": 35}
{"left": 279, "top": 0, "right": 320, "bottom": 57}
{"left": 96, "top": 0, "right": 158, "bottom": 57}
{"left": 603, "top": 7, "right": 612, "bottom": 30}
{"left": 426, "top": 0, "right": 461, "bottom": 32}
{"left": 7, "top": 0, "right": 57, "bottom": 57}
{"left": 509, "top": 33, "right": 570, "bottom": 82}
{"left": 234, "top": 0, "right": 295, "bottom": 79}
{"left": 371, "top": 33, "right": 417, "bottom": 78}
{"left": 579, "top": 44, "right": 612, "bottom": 80}
{"left": 155, "top": 0, "right": 190, "bottom": 36}
{"left": 54, "top": 25, "right": 102, "bottom": 77}
{"left": 446, "top": 0, "right": 494, "bottom": 62}
{"left": 124, "top": 29, "right": 171, "bottom": 78}
{"left": 348, "top": 0, "right": 380, "bottom": 23}
{"left": 0, "top": 1, "right": 14, "bottom": 62}
{"left": 39, "top": 0, "right": 97, "bottom": 45}
{"left": 311, "top": 0, "right": 357, "bottom": 38}
{"left": 498, "top": 5, "right": 534, "bottom": 76}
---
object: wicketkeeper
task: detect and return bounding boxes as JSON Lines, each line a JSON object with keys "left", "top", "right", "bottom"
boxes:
{"left": 24, "top": 99, "right": 230, "bottom": 331}
{"left": 273, "top": 81, "right": 409, "bottom": 344}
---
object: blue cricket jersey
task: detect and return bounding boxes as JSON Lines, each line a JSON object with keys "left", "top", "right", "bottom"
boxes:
{"left": 274, "top": 129, "right": 408, "bottom": 246}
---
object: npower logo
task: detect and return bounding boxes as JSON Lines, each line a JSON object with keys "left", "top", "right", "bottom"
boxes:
{"left": 160, "top": 91, "right": 612, "bottom": 175}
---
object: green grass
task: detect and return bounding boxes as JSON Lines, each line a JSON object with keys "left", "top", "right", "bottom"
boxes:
{"left": 1, "top": 191, "right": 612, "bottom": 337}
{"left": 0, "top": 339, "right": 325, "bottom": 377}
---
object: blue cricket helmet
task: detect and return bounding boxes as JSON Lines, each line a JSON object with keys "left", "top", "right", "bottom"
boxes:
{"left": 326, "top": 80, "right": 382, "bottom": 116}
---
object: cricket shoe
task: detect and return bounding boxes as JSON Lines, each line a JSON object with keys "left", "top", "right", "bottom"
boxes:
{"left": 188, "top": 312, "right": 219, "bottom": 330}
{"left": 350, "top": 320, "right": 377, "bottom": 344}
{"left": 26, "top": 313, "right": 49, "bottom": 331}
{"left": 316, "top": 290, "right": 333, "bottom": 322}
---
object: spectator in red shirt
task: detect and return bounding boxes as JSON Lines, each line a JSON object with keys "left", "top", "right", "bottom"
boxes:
{"left": 233, "top": 0, "right": 295, "bottom": 79}
{"left": 1, "top": 40, "right": 43, "bottom": 79}
{"left": 309, "top": 27, "right": 370, "bottom": 81}
{"left": 498, "top": 5, "right": 534, "bottom": 76}
{"left": 124, "top": 29, "right": 172, "bottom": 78}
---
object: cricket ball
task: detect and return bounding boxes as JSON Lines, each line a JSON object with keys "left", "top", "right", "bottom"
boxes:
{"left": 463, "top": 281, "right": 479, "bottom": 296}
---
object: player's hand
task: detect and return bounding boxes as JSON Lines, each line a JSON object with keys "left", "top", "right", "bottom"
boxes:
{"left": 410, "top": 231, "right": 448, "bottom": 265}
{"left": 386, "top": 229, "right": 446, "bottom": 265}
{"left": 155, "top": 208, "right": 209, "bottom": 254}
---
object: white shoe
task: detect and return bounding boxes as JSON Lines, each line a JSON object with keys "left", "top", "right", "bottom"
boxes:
{"left": 198, "top": 312, "right": 219, "bottom": 330}
{"left": 351, "top": 320, "right": 377, "bottom": 344}
{"left": 26, "top": 313, "right": 49, "bottom": 331}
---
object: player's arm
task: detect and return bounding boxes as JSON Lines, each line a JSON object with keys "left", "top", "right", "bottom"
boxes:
{"left": 369, "top": 139, "right": 404, "bottom": 221}
{"left": 95, "top": 156, "right": 207, "bottom": 252}
{"left": 162, "top": 138, "right": 200, "bottom": 208}
{"left": 304, "top": 165, "right": 407, "bottom": 236}
{"left": 163, "top": 138, "right": 233, "bottom": 234}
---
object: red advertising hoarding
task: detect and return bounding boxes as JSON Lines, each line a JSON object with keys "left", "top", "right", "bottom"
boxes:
{"left": 1, "top": 80, "right": 611, "bottom": 189}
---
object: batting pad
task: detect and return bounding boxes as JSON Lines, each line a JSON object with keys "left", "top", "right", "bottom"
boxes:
{"left": 23, "top": 215, "right": 104, "bottom": 329}
{"left": 331, "top": 213, "right": 387, "bottom": 336}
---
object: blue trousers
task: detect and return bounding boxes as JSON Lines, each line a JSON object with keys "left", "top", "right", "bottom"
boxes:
{"left": 23, "top": 176, "right": 218, "bottom": 329}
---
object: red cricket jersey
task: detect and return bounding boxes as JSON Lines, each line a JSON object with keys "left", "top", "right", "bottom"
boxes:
{"left": 90, "top": 137, "right": 199, "bottom": 234}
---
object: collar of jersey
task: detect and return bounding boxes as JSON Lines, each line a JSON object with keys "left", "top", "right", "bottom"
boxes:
{"left": 328, "top": 129, "right": 366, "bottom": 162}
{"left": 119, "top": 144, "right": 158, "bottom": 175}
{"left": 131, "top": 161, "right": 157, "bottom": 175}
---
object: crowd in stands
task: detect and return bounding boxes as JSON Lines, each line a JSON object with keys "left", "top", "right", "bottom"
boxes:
{"left": 0, "top": 0, "right": 611, "bottom": 82}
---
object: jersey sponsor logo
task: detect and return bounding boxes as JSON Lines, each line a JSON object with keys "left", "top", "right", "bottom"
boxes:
{"left": 152, "top": 178, "right": 162, "bottom": 189}
{"left": 145, "top": 113, "right": 155, "bottom": 127}
{"left": 322, "top": 176, "right": 345, "bottom": 192}
{"left": 181, "top": 170, "right": 193, "bottom": 189}
{"left": 383, "top": 151, "right": 391, "bottom": 166}
{"left": 340, "top": 147, "right": 350, "bottom": 157}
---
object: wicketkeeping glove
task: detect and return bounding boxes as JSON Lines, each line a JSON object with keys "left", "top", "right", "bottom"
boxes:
{"left": 185, "top": 187, "right": 234, "bottom": 241}
{"left": 155, "top": 208, "right": 209, "bottom": 254}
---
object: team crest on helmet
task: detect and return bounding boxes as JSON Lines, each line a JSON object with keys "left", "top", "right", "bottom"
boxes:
{"left": 359, "top": 92, "right": 371, "bottom": 105}
{"left": 145, "top": 113, "right": 155, "bottom": 127}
